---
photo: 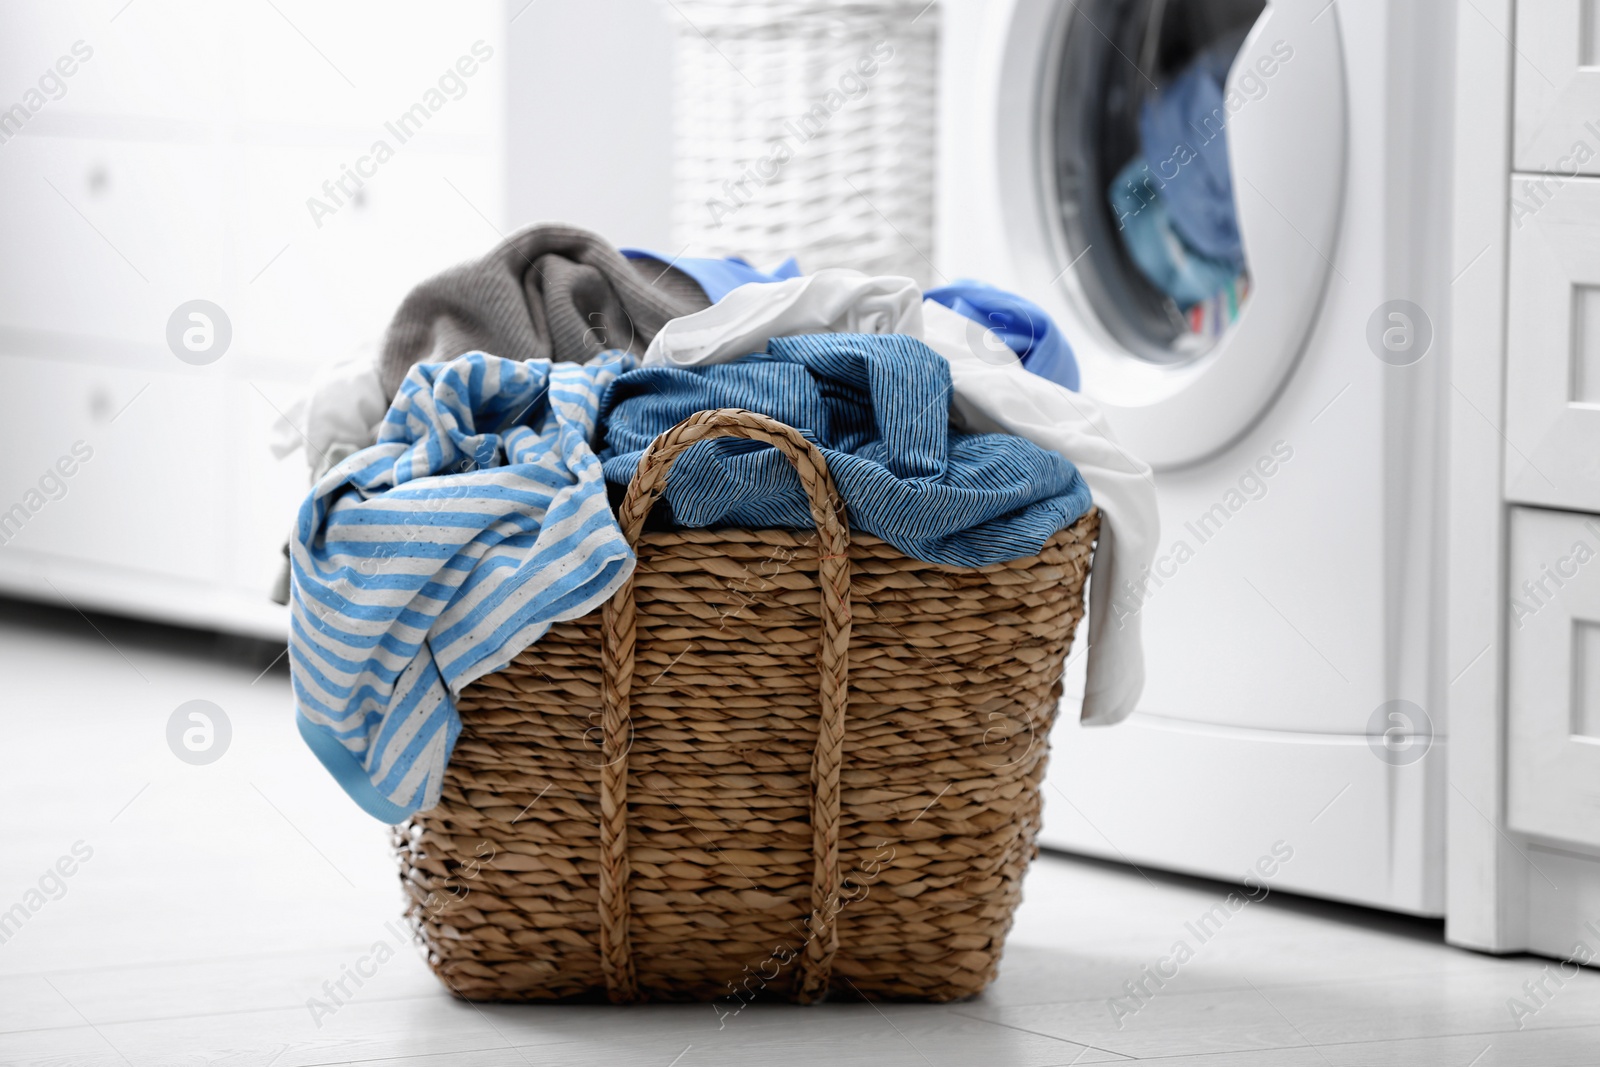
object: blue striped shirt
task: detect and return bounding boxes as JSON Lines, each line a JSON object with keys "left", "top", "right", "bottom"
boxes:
{"left": 289, "top": 352, "right": 636, "bottom": 822}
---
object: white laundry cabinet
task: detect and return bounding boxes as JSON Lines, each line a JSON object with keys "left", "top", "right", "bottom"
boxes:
{"left": 1449, "top": 0, "right": 1600, "bottom": 964}
{"left": 0, "top": 3, "right": 507, "bottom": 639}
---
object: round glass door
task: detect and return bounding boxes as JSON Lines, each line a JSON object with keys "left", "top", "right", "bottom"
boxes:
{"left": 1024, "top": 0, "right": 1345, "bottom": 467}
{"left": 1052, "top": 0, "right": 1268, "bottom": 366}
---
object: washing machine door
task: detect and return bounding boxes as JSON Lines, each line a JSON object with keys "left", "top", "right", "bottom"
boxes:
{"left": 1030, "top": 0, "right": 1346, "bottom": 469}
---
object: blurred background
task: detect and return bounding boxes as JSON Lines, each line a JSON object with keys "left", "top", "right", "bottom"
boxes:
{"left": 0, "top": 1, "right": 669, "bottom": 637}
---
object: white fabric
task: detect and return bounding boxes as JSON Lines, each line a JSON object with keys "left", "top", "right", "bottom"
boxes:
{"left": 270, "top": 344, "right": 389, "bottom": 481}
{"left": 646, "top": 270, "right": 922, "bottom": 367}
{"left": 643, "top": 269, "right": 1159, "bottom": 724}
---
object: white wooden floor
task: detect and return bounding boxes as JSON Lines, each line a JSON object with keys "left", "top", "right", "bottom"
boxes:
{"left": 2, "top": 599, "right": 1598, "bottom": 1067}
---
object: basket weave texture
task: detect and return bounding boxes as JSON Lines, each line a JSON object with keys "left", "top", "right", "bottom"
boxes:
{"left": 394, "top": 409, "right": 1097, "bottom": 1003}
{"left": 670, "top": 0, "right": 939, "bottom": 285}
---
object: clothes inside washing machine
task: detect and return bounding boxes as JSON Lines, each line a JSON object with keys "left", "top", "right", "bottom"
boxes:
{"left": 1051, "top": 0, "right": 1265, "bottom": 363}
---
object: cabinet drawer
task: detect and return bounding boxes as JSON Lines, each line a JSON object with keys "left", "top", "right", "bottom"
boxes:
{"left": 0, "top": 354, "right": 229, "bottom": 585}
{"left": 0, "top": 137, "right": 226, "bottom": 348}
{"left": 1514, "top": 1, "right": 1600, "bottom": 174}
{"left": 1508, "top": 507, "right": 1600, "bottom": 850}
{"left": 1504, "top": 176, "right": 1600, "bottom": 510}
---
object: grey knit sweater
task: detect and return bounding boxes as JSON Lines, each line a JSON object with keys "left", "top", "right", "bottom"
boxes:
{"left": 378, "top": 223, "right": 710, "bottom": 398}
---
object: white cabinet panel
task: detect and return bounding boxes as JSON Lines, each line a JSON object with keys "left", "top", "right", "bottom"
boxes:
{"left": 1508, "top": 506, "right": 1600, "bottom": 850}
{"left": 1504, "top": 176, "right": 1600, "bottom": 510}
{"left": 0, "top": 3, "right": 221, "bottom": 128}
{"left": 230, "top": 144, "right": 504, "bottom": 370}
{"left": 0, "top": 137, "right": 226, "bottom": 346}
{"left": 220, "top": 2, "right": 502, "bottom": 138}
{"left": 0, "top": 353, "right": 228, "bottom": 584}
{"left": 1513, "top": 0, "right": 1600, "bottom": 174}
{"left": 0, "top": 1, "right": 505, "bottom": 640}
{"left": 0, "top": 348, "right": 306, "bottom": 631}
{"left": 2, "top": 2, "right": 501, "bottom": 139}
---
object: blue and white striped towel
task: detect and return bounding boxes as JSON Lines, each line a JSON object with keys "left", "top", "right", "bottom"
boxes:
{"left": 289, "top": 351, "right": 637, "bottom": 822}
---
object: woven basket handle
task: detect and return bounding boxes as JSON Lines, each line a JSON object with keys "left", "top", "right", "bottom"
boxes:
{"left": 598, "top": 408, "right": 853, "bottom": 1004}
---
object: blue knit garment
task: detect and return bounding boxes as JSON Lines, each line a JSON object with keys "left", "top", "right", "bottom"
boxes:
{"left": 599, "top": 333, "right": 1092, "bottom": 567}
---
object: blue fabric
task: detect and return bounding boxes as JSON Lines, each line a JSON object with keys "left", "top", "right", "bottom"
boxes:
{"left": 289, "top": 351, "right": 637, "bottom": 822}
{"left": 923, "top": 280, "right": 1080, "bottom": 391}
{"left": 621, "top": 248, "right": 803, "bottom": 303}
{"left": 1107, "top": 158, "right": 1240, "bottom": 310}
{"left": 1138, "top": 52, "right": 1245, "bottom": 269}
{"left": 600, "top": 333, "right": 1092, "bottom": 568}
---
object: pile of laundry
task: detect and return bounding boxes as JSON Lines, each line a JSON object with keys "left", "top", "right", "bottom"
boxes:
{"left": 1107, "top": 37, "right": 1249, "bottom": 337}
{"left": 276, "top": 224, "right": 1158, "bottom": 823}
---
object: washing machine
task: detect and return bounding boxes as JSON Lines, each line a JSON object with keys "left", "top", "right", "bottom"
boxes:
{"left": 938, "top": 0, "right": 1455, "bottom": 914}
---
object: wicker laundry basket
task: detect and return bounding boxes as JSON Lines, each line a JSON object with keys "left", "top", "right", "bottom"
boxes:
{"left": 393, "top": 409, "right": 1097, "bottom": 1004}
